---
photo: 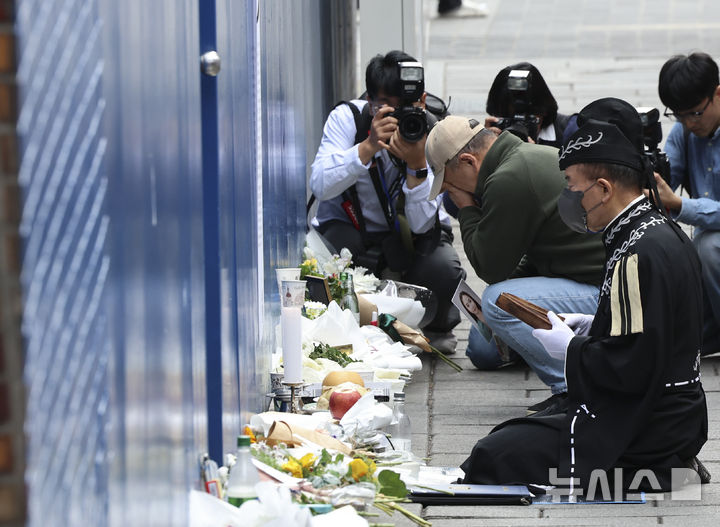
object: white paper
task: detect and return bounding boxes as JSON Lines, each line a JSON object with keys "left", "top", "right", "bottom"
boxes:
{"left": 361, "top": 293, "right": 425, "bottom": 328}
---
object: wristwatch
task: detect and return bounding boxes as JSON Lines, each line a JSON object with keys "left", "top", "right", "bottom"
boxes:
{"left": 406, "top": 167, "right": 428, "bottom": 179}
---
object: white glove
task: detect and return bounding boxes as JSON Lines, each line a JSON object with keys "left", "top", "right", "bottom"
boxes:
{"left": 558, "top": 313, "right": 595, "bottom": 336}
{"left": 532, "top": 311, "right": 575, "bottom": 361}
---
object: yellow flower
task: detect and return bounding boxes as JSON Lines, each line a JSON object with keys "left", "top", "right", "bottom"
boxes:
{"left": 368, "top": 460, "right": 376, "bottom": 475}
{"left": 349, "top": 458, "right": 369, "bottom": 481}
{"left": 299, "top": 453, "right": 317, "bottom": 469}
{"left": 281, "top": 458, "right": 303, "bottom": 478}
{"left": 243, "top": 426, "right": 257, "bottom": 443}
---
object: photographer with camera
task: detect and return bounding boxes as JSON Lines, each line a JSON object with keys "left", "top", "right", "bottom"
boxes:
{"left": 425, "top": 117, "right": 605, "bottom": 415}
{"left": 485, "top": 62, "right": 575, "bottom": 148}
{"left": 655, "top": 52, "right": 720, "bottom": 357}
{"left": 309, "top": 50, "right": 465, "bottom": 352}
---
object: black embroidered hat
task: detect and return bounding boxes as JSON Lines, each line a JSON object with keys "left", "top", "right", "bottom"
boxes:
{"left": 558, "top": 97, "right": 644, "bottom": 171}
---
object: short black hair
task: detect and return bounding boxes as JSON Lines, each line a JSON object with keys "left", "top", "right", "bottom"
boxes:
{"left": 582, "top": 163, "right": 644, "bottom": 191}
{"left": 658, "top": 52, "right": 719, "bottom": 112}
{"left": 366, "top": 50, "right": 418, "bottom": 100}
{"left": 486, "top": 62, "right": 558, "bottom": 123}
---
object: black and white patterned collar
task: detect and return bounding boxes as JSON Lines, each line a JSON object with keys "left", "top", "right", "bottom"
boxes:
{"left": 599, "top": 198, "right": 666, "bottom": 299}
{"left": 603, "top": 196, "right": 652, "bottom": 247}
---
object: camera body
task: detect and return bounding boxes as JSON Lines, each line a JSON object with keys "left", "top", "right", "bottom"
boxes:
{"left": 636, "top": 107, "right": 671, "bottom": 185}
{"left": 392, "top": 61, "right": 428, "bottom": 143}
{"left": 495, "top": 69, "right": 541, "bottom": 142}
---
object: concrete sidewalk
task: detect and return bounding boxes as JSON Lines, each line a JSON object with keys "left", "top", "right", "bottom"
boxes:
{"left": 391, "top": 1, "right": 720, "bottom": 524}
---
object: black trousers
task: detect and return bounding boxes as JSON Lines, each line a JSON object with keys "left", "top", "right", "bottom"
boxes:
{"left": 318, "top": 220, "right": 465, "bottom": 333}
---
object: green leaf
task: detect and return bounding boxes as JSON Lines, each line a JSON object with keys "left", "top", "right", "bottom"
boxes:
{"left": 377, "top": 469, "right": 408, "bottom": 498}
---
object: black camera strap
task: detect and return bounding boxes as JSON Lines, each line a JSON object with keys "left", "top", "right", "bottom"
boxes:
{"left": 369, "top": 156, "right": 404, "bottom": 231}
{"left": 308, "top": 100, "right": 440, "bottom": 259}
{"left": 682, "top": 126, "right": 695, "bottom": 198}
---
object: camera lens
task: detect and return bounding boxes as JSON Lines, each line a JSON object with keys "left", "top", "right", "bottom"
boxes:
{"left": 398, "top": 108, "right": 428, "bottom": 143}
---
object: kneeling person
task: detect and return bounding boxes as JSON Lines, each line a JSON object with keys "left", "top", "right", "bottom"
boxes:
{"left": 310, "top": 50, "right": 465, "bottom": 351}
{"left": 460, "top": 98, "right": 708, "bottom": 494}
{"left": 425, "top": 115, "right": 605, "bottom": 413}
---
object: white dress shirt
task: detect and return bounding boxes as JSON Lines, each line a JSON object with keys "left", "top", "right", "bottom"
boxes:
{"left": 310, "top": 99, "right": 448, "bottom": 233}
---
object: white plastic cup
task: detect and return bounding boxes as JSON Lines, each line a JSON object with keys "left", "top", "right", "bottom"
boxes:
{"left": 275, "top": 268, "right": 301, "bottom": 297}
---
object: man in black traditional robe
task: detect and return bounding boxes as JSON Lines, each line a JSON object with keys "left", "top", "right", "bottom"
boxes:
{"left": 460, "top": 98, "right": 708, "bottom": 497}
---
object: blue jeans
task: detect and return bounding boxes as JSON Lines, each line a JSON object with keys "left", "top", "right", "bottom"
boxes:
{"left": 465, "top": 277, "right": 600, "bottom": 394}
{"left": 694, "top": 230, "right": 720, "bottom": 356}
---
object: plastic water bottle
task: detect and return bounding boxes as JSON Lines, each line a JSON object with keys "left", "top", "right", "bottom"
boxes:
{"left": 389, "top": 392, "right": 412, "bottom": 452}
{"left": 226, "top": 435, "right": 260, "bottom": 507}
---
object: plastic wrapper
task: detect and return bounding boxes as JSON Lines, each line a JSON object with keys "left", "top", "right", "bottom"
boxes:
{"left": 329, "top": 482, "right": 378, "bottom": 509}
{"left": 316, "top": 381, "right": 368, "bottom": 410}
{"left": 302, "top": 302, "right": 368, "bottom": 352}
{"left": 339, "top": 392, "right": 394, "bottom": 437}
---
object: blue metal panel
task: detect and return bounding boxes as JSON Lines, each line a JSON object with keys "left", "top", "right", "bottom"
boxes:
{"left": 99, "top": 1, "right": 207, "bottom": 525}
{"left": 215, "top": 0, "right": 262, "bottom": 444}
{"left": 15, "top": 0, "right": 109, "bottom": 524}
{"left": 257, "top": 0, "right": 332, "bottom": 369}
{"left": 15, "top": 0, "right": 351, "bottom": 524}
{"left": 17, "top": 0, "right": 209, "bottom": 525}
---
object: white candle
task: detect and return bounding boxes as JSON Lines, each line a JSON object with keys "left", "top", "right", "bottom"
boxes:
{"left": 281, "top": 305, "right": 303, "bottom": 383}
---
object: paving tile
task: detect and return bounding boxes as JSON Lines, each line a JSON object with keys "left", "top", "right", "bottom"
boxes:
{"left": 425, "top": 504, "right": 540, "bottom": 519}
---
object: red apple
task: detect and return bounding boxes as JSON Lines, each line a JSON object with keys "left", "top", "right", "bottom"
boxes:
{"left": 329, "top": 387, "right": 362, "bottom": 419}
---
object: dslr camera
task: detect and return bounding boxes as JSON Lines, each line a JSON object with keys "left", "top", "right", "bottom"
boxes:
{"left": 636, "top": 107, "right": 671, "bottom": 185}
{"left": 495, "top": 69, "right": 541, "bottom": 142}
{"left": 392, "top": 61, "right": 428, "bottom": 142}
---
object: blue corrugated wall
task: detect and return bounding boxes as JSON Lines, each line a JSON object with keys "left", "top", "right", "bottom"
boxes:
{"left": 14, "top": 0, "right": 344, "bottom": 525}
{"left": 15, "top": 0, "right": 109, "bottom": 523}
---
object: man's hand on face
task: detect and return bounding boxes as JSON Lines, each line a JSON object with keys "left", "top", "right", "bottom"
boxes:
{"left": 444, "top": 181, "right": 476, "bottom": 209}
{"left": 644, "top": 172, "right": 682, "bottom": 212}
{"left": 358, "top": 106, "right": 397, "bottom": 164}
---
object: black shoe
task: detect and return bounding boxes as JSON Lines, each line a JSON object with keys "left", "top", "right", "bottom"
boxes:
{"left": 527, "top": 393, "right": 568, "bottom": 416}
{"left": 686, "top": 456, "right": 712, "bottom": 484}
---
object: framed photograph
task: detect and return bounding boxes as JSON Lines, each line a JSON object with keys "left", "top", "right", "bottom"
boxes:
{"left": 452, "top": 279, "right": 492, "bottom": 340}
{"left": 305, "top": 275, "right": 332, "bottom": 305}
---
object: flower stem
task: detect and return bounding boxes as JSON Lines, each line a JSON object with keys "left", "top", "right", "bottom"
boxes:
{"left": 429, "top": 345, "right": 463, "bottom": 372}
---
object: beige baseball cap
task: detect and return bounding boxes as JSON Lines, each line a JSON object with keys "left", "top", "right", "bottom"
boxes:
{"left": 426, "top": 116, "right": 485, "bottom": 200}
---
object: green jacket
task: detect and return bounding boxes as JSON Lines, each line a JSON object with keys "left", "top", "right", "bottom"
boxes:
{"left": 457, "top": 132, "right": 605, "bottom": 285}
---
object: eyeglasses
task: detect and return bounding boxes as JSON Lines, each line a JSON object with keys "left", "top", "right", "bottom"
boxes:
{"left": 663, "top": 98, "right": 712, "bottom": 122}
